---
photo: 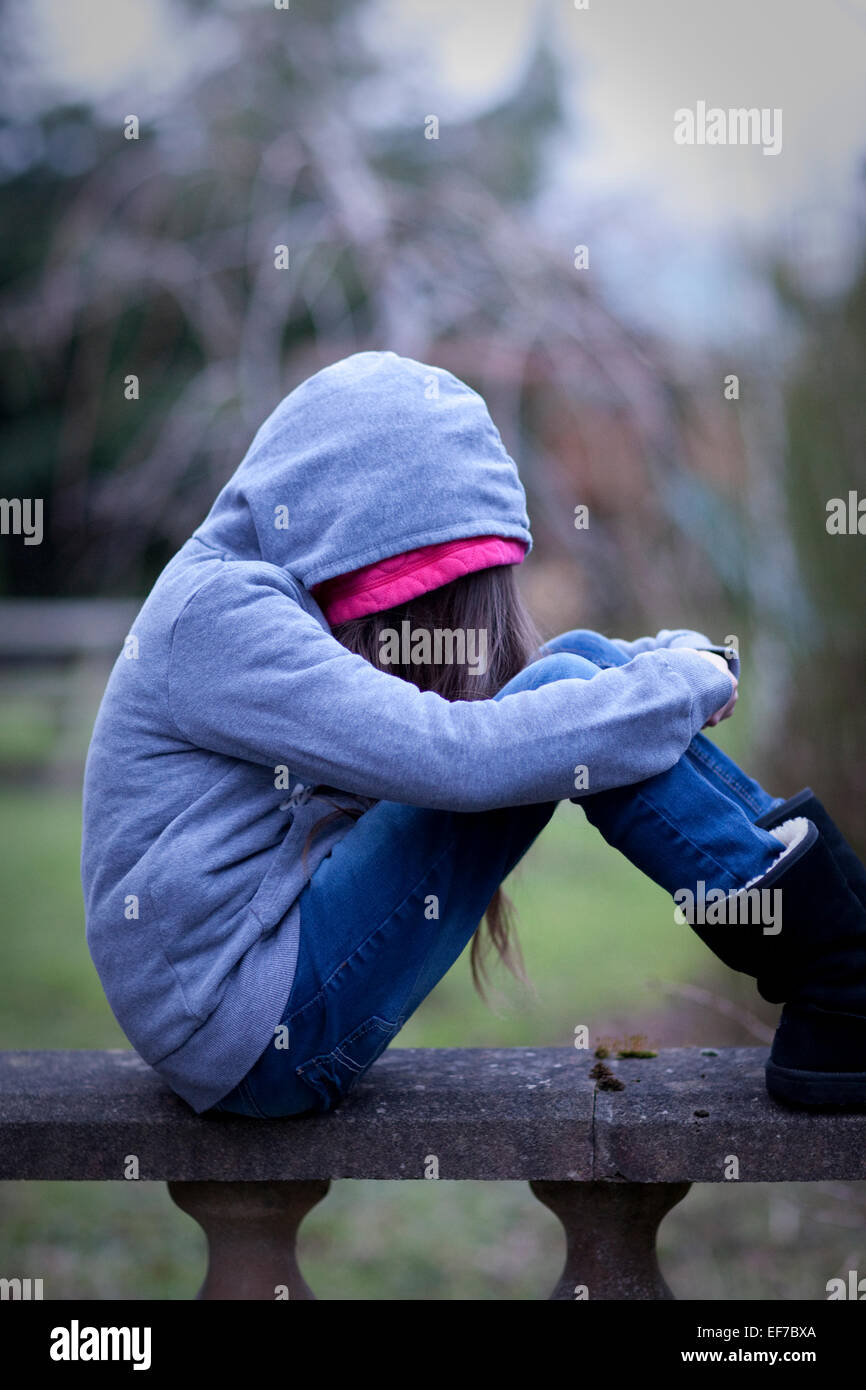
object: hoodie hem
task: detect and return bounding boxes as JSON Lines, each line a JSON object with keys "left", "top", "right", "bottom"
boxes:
{"left": 150, "top": 905, "right": 302, "bottom": 1114}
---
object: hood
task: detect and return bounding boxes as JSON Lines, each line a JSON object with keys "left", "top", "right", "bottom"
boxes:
{"left": 193, "top": 350, "right": 532, "bottom": 590}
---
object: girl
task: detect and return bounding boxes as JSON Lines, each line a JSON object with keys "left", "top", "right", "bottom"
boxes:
{"left": 81, "top": 350, "right": 866, "bottom": 1117}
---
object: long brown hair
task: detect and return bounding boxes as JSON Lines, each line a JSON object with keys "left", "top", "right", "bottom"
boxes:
{"left": 310, "top": 563, "right": 543, "bottom": 999}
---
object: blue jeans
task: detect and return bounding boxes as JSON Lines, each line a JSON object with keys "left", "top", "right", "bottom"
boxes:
{"left": 209, "top": 630, "right": 785, "bottom": 1118}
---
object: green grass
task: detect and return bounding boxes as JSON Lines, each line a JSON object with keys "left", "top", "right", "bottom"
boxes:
{"left": 0, "top": 700, "right": 56, "bottom": 767}
{"left": 0, "top": 782, "right": 863, "bottom": 1300}
{"left": 0, "top": 790, "right": 127, "bottom": 1048}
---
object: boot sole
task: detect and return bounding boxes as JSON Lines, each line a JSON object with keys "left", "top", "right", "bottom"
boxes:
{"left": 766, "top": 1060, "right": 866, "bottom": 1110}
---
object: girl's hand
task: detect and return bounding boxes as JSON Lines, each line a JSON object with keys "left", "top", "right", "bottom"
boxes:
{"left": 688, "top": 650, "right": 738, "bottom": 727}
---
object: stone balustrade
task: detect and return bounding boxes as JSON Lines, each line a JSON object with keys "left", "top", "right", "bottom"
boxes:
{"left": 2, "top": 1046, "right": 864, "bottom": 1300}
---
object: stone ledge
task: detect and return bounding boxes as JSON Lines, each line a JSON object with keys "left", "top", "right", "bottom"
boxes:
{"left": 0, "top": 1047, "right": 864, "bottom": 1183}
{"left": 593, "top": 1048, "right": 866, "bottom": 1182}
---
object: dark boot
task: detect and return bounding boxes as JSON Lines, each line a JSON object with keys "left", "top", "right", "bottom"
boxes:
{"left": 756, "top": 792, "right": 866, "bottom": 1107}
{"left": 762, "top": 819, "right": 866, "bottom": 1108}
{"left": 680, "top": 817, "right": 817, "bottom": 986}
{"left": 756, "top": 787, "right": 866, "bottom": 912}
{"left": 685, "top": 815, "right": 866, "bottom": 1108}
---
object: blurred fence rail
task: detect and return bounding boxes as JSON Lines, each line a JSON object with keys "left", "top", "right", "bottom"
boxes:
{"left": 0, "top": 599, "right": 135, "bottom": 786}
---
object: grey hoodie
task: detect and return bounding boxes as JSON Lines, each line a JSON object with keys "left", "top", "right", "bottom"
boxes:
{"left": 81, "top": 351, "right": 732, "bottom": 1112}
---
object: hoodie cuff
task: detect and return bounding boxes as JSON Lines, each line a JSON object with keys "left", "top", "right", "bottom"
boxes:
{"left": 653, "top": 648, "right": 738, "bottom": 731}
{"left": 666, "top": 633, "right": 740, "bottom": 682}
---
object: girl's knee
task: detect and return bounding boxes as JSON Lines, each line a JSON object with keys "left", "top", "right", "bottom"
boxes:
{"left": 497, "top": 650, "right": 601, "bottom": 697}
{"left": 543, "top": 629, "right": 627, "bottom": 668}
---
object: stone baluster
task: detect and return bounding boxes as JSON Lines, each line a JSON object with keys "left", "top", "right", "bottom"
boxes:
{"left": 530, "top": 1179, "right": 692, "bottom": 1300}
{"left": 168, "top": 1179, "right": 330, "bottom": 1300}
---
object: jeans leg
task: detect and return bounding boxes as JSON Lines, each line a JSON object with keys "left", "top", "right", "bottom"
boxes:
{"left": 684, "top": 734, "right": 783, "bottom": 820}
{"left": 579, "top": 764, "right": 785, "bottom": 898}
{"left": 545, "top": 630, "right": 785, "bottom": 895}
{"left": 545, "top": 628, "right": 783, "bottom": 820}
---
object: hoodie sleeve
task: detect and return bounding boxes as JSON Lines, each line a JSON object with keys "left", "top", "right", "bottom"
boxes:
{"left": 165, "top": 570, "right": 735, "bottom": 812}
{"left": 609, "top": 630, "right": 740, "bottom": 680}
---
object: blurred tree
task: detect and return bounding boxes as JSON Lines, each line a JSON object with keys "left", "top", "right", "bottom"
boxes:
{"left": 764, "top": 241, "right": 866, "bottom": 848}
{"left": 0, "top": 0, "right": 565, "bottom": 594}
{"left": 0, "top": 0, "right": 754, "bottom": 635}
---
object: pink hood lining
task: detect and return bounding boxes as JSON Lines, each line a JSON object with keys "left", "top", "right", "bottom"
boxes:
{"left": 311, "top": 535, "right": 528, "bottom": 625}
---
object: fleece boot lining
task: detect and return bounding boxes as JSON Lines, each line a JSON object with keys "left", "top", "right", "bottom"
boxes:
{"left": 742, "top": 816, "right": 811, "bottom": 891}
